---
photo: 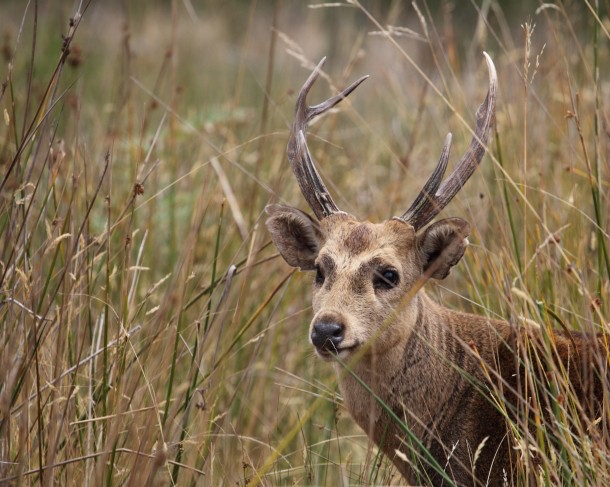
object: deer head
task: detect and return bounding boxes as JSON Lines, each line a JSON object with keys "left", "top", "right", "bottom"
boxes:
{"left": 267, "top": 55, "right": 497, "bottom": 360}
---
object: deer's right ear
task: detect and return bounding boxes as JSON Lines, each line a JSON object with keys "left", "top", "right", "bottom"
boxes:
{"left": 265, "top": 204, "right": 323, "bottom": 271}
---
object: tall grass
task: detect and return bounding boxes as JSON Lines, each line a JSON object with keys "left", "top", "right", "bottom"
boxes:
{"left": 0, "top": 1, "right": 608, "bottom": 485}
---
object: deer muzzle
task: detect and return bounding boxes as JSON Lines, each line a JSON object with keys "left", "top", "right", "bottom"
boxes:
{"left": 311, "top": 320, "right": 344, "bottom": 351}
{"left": 310, "top": 311, "right": 361, "bottom": 359}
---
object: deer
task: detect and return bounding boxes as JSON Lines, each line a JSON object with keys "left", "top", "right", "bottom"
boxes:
{"left": 266, "top": 55, "right": 608, "bottom": 486}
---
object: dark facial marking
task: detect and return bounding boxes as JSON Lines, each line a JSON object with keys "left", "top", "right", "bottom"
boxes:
{"left": 343, "top": 224, "right": 373, "bottom": 256}
{"left": 348, "top": 257, "right": 400, "bottom": 295}
{"left": 316, "top": 254, "right": 337, "bottom": 288}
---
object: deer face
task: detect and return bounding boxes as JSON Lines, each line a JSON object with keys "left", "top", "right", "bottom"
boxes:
{"left": 266, "top": 54, "right": 494, "bottom": 360}
{"left": 266, "top": 206, "right": 470, "bottom": 359}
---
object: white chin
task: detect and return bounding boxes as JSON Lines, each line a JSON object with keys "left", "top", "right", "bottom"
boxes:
{"left": 314, "top": 347, "right": 357, "bottom": 361}
{"left": 314, "top": 349, "right": 336, "bottom": 361}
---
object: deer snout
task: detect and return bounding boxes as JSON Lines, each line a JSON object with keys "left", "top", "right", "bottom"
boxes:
{"left": 311, "top": 321, "right": 345, "bottom": 352}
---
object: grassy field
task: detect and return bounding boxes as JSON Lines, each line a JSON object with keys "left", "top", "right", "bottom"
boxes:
{"left": 0, "top": 0, "right": 608, "bottom": 485}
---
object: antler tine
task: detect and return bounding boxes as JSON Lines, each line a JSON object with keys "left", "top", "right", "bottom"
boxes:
{"left": 287, "top": 57, "right": 369, "bottom": 220}
{"left": 399, "top": 52, "right": 497, "bottom": 230}
{"left": 397, "top": 133, "right": 452, "bottom": 225}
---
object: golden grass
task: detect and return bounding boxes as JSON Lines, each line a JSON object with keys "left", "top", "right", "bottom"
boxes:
{"left": 0, "top": 1, "right": 608, "bottom": 485}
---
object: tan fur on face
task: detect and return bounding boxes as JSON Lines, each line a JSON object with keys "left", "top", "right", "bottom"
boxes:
{"left": 312, "top": 216, "right": 421, "bottom": 357}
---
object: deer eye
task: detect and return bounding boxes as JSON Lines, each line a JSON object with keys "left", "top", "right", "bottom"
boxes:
{"left": 315, "top": 264, "right": 325, "bottom": 285}
{"left": 373, "top": 269, "right": 399, "bottom": 290}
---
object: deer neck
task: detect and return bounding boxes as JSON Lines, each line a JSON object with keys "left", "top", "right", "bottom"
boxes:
{"left": 334, "top": 291, "right": 473, "bottom": 446}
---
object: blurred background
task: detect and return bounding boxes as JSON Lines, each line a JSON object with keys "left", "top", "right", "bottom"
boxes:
{"left": 0, "top": 1, "right": 608, "bottom": 485}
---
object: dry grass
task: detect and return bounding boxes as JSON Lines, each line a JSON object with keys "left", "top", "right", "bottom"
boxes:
{"left": 0, "top": 0, "right": 608, "bottom": 485}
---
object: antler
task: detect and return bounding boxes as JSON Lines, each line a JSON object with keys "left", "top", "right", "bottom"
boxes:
{"left": 287, "top": 58, "right": 369, "bottom": 220}
{"left": 397, "top": 52, "right": 497, "bottom": 230}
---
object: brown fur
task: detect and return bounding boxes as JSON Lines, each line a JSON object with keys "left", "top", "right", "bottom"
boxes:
{"left": 266, "top": 206, "right": 609, "bottom": 486}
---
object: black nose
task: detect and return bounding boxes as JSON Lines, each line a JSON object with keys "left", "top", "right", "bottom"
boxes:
{"left": 311, "top": 322, "right": 345, "bottom": 351}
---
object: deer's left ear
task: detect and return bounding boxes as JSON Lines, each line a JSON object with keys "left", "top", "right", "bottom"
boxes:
{"left": 417, "top": 218, "right": 470, "bottom": 280}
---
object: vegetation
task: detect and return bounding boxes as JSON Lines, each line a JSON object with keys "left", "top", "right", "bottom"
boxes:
{"left": 0, "top": 1, "right": 608, "bottom": 485}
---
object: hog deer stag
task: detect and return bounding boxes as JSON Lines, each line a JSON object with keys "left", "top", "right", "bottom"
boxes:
{"left": 266, "top": 55, "right": 608, "bottom": 486}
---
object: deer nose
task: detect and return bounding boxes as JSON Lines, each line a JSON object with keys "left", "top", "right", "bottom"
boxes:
{"left": 311, "top": 321, "right": 345, "bottom": 351}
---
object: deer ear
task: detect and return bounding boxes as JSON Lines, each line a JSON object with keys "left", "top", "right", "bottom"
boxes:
{"left": 417, "top": 218, "right": 470, "bottom": 280}
{"left": 265, "top": 204, "right": 323, "bottom": 271}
